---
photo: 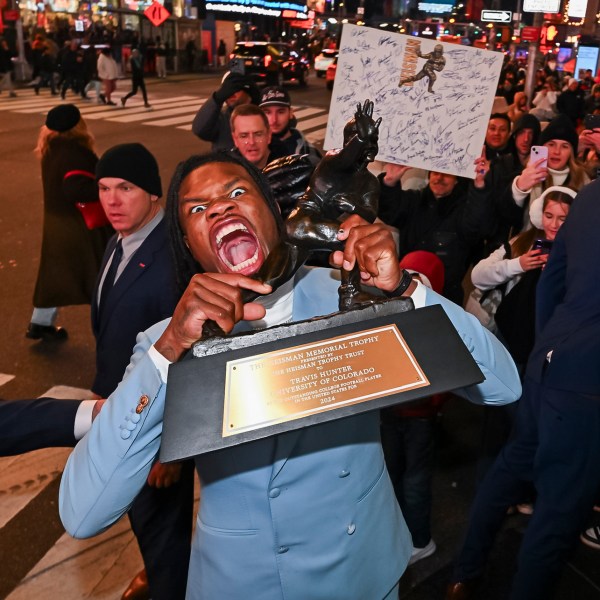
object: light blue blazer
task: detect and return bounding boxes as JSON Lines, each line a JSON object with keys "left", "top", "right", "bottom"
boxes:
{"left": 60, "top": 267, "right": 520, "bottom": 600}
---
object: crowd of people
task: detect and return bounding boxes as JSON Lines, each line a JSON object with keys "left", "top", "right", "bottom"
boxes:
{"left": 3, "top": 32, "right": 168, "bottom": 106}
{"left": 496, "top": 55, "right": 600, "bottom": 129}
{"left": 1, "top": 49, "right": 600, "bottom": 600}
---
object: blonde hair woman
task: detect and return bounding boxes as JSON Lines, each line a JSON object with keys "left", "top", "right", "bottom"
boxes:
{"left": 472, "top": 186, "right": 575, "bottom": 368}
{"left": 27, "top": 104, "right": 113, "bottom": 341}
{"left": 510, "top": 115, "right": 589, "bottom": 232}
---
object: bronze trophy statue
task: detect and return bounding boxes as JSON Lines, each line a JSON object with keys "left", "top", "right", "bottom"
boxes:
{"left": 285, "top": 99, "right": 383, "bottom": 310}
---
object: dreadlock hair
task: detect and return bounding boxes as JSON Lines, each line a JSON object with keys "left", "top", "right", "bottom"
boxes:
{"left": 166, "top": 150, "right": 285, "bottom": 295}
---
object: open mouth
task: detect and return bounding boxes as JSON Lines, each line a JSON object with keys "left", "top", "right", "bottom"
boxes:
{"left": 214, "top": 221, "right": 262, "bottom": 274}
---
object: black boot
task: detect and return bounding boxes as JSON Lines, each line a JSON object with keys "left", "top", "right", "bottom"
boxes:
{"left": 26, "top": 323, "right": 68, "bottom": 341}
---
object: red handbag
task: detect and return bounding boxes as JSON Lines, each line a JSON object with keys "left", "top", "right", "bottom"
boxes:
{"left": 64, "top": 169, "right": 110, "bottom": 229}
{"left": 75, "top": 201, "right": 110, "bottom": 229}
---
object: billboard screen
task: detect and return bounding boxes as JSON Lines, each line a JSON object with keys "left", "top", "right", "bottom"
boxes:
{"left": 575, "top": 46, "right": 599, "bottom": 78}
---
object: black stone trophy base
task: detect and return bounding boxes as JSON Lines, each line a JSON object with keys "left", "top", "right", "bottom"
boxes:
{"left": 161, "top": 299, "right": 483, "bottom": 462}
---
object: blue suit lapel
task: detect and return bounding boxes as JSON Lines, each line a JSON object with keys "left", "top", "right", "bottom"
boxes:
{"left": 271, "top": 430, "right": 302, "bottom": 482}
{"left": 96, "top": 222, "right": 165, "bottom": 334}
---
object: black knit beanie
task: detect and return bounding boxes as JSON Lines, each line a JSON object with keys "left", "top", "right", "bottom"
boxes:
{"left": 45, "top": 104, "right": 81, "bottom": 132}
{"left": 96, "top": 143, "right": 162, "bottom": 197}
{"left": 538, "top": 114, "right": 578, "bottom": 153}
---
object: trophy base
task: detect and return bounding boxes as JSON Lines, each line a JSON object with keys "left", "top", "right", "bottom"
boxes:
{"left": 161, "top": 300, "right": 483, "bottom": 462}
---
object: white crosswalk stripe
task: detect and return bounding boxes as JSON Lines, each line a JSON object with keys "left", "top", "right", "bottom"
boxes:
{"left": 295, "top": 112, "right": 329, "bottom": 133}
{"left": 109, "top": 100, "right": 202, "bottom": 123}
{"left": 0, "top": 88, "right": 329, "bottom": 144}
{"left": 146, "top": 114, "right": 198, "bottom": 127}
{"left": 0, "top": 373, "right": 15, "bottom": 387}
{"left": 292, "top": 106, "right": 319, "bottom": 119}
{"left": 82, "top": 95, "right": 197, "bottom": 119}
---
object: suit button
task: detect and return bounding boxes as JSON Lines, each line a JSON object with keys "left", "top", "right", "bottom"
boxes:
{"left": 277, "top": 546, "right": 289, "bottom": 554}
{"left": 269, "top": 488, "right": 281, "bottom": 498}
{"left": 347, "top": 523, "right": 356, "bottom": 535}
{"left": 120, "top": 429, "right": 131, "bottom": 440}
{"left": 338, "top": 469, "right": 350, "bottom": 478}
{"left": 136, "top": 394, "right": 150, "bottom": 414}
{"left": 125, "top": 411, "right": 141, "bottom": 424}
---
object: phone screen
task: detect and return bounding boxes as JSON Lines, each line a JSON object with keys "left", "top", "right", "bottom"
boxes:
{"left": 533, "top": 239, "right": 553, "bottom": 255}
{"left": 584, "top": 114, "right": 600, "bottom": 131}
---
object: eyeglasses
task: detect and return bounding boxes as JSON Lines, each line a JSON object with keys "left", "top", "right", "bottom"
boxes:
{"left": 237, "top": 131, "right": 267, "bottom": 144}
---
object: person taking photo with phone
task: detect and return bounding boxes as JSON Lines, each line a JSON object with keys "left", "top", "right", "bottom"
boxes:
{"left": 471, "top": 185, "right": 576, "bottom": 373}
{"left": 466, "top": 185, "right": 576, "bottom": 554}
{"left": 577, "top": 113, "right": 600, "bottom": 180}
{"left": 509, "top": 115, "right": 588, "bottom": 231}
{"left": 483, "top": 114, "right": 541, "bottom": 255}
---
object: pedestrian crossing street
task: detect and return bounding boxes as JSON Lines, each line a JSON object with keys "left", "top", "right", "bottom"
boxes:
{"left": 0, "top": 378, "right": 199, "bottom": 599}
{"left": 0, "top": 88, "right": 330, "bottom": 145}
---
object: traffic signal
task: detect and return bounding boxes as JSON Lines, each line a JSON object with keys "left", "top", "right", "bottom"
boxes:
{"left": 495, "top": 26, "right": 512, "bottom": 43}
{"left": 541, "top": 25, "right": 567, "bottom": 45}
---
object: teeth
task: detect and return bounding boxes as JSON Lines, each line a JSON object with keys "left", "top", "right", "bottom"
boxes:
{"left": 221, "top": 248, "right": 259, "bottom": 272}
{"left": 216, "top": 223, "right": 248, "bottom": 247}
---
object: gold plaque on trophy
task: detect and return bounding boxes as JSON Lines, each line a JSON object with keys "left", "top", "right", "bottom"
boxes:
{"left": 223, "top": 324, "right": 429, "bottom": 437}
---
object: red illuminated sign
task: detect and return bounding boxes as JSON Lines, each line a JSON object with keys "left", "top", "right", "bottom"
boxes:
{"left": 282, "top": 9, "right": 306, "bottom": 18}
{"left": 521, "top": 26, "right": 541, "bottom": 41}
{"left": 291, "top": 18, "right": 313, "bottom": 28}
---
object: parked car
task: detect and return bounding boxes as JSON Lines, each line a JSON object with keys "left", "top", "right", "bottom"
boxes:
{"left": 326, "top": 56, "right": 337, "bottom": 91}
{"left": 229, "top": 41, "right": 309, "bottom": 86}
{"left": 314, "top": 48, "right": 338, "bottom": 78}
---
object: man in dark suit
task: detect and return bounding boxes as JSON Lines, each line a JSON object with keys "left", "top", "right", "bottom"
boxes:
{"left": 94, "top": 143, "right": 193, "bottom": 600}
{"left": 0, "top": 398, "right": 101, "bottom": 456}
{"left": 448, "top": 178, "right": 600, "bottom": 600}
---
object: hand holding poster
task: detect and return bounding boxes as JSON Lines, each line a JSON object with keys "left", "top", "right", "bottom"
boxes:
{"left": 324, "top": 25, "right": 504, "bottom": 179}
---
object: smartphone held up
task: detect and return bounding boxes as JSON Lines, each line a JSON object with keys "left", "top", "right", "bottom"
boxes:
{"left": 532, "top": 238, "right": 554, "bottom": 255}
{"left": 530, "top": 146, "right": 549, "bottom": 174}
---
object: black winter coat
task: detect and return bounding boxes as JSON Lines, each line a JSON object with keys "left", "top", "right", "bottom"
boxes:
{"left": 33, "top": 137, "right": 113, "bottom": 307}
{"left": 378, "top": 179, "right": 493, "bottom": 305}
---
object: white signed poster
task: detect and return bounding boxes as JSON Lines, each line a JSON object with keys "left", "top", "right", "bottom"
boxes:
{"left": 324, "top": 25, "right": 504, "bottom": 178}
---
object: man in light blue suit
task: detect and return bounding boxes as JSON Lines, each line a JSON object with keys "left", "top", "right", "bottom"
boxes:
{"left": 60, "top": 152, "right": 521, "bottom": 600}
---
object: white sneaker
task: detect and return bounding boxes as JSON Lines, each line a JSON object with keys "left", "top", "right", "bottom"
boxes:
{"left": 408, "top": 539, "right": 436, "bottom": 565}
{"left": 581, "top": 526, "right": 600, "bottom": 550}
